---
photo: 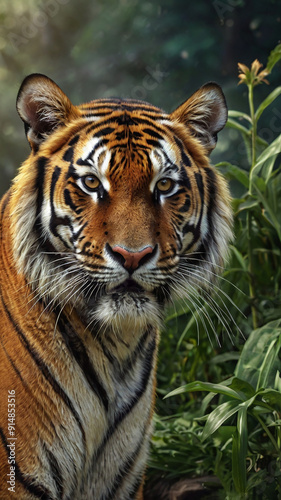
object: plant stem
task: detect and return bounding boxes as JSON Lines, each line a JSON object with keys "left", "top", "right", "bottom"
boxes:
{"left": 248, "top": 83, "right": 257, "bottom": 174}
{"left": 247, "top": 212, "right": 258, "bottom": 330}
{"left": 247, "top": 82, "right": 258, "bottom": 330}
{"left": 254, "top": 412, "right": 280, "bottom": 455}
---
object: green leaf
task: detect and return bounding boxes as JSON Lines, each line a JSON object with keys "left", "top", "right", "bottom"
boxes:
{"left": 164, "top": 381, "right": 244, "bottom": 401}
{"left": 235, "top": 320, "right": 281, "bottom": 390}
{"left": 250, "top": 134, "right": 281, "bottom": 184}
{"left": 253, "top": 182, "right": 281, "bottom": 241}
{"left": 210, "top": 352, "right": 240, "bottom": 364}
{"left": 256, "top": 337, "right": 281, "bottom": 390}
{"left": 202, "top": 400, "right": 240, "bottom": 441}
{"left": 230, "top": 245, "right": 247, "bottom": 270}
{"left": 255, "top": 86, "right": 281, "bottom": 121}
{"left": 235, "top": 198, "right": 259, "bottom": 214}
{"left": 228, "top": 110, "right": 252, "bottom": 123}
{"left": 229, "top": 377, "right": 256, "bottom": 399}
{"left": 266, "top": 43, "right": 281, "bottom": 73}
{"left": 263, "top": 156, "right": 279, "bottom": 185}
{"left": 226, "top": 118, "right": 250, "bottom": 136}
{"left": 258, "top": 388, "right": 281, "bottom": 412}
{"left": 232, "top": 406, "right": 248, "bottom": 494}
{"left": 213, "top": 426, "right": 236, "bottom": 448}
{"left": 274, "top": 371, "right": 281, "bottom": 392}
{"left": 216, "top": 162, "right": 249, "bottom": 188}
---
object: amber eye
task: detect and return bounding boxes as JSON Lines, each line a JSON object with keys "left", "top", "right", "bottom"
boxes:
{"left": 82, "top": 175, "right": 100, "bottom": 191}
{"left": 156, "top": 178, "right": 174, "bottom": 194}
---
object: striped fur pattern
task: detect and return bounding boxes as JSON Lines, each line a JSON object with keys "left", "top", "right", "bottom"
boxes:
{"left": 0, "top": 74, "right": 232, "bottom": 499}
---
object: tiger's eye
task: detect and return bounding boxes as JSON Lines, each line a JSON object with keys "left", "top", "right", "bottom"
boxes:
{"left": 156, "top": 178, "right": 174, "bottom": 193}
{"left": 82, "top": 175, "right": 100, "bottom": 191}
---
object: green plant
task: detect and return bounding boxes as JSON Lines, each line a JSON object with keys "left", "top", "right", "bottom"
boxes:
{"left": 219, "top": 44, "right": 281, "bottom": 331}
{"left": 166, "top": 320, "right": 281, "bottom": 498}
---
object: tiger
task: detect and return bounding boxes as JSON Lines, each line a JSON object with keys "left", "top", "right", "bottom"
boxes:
{"left": 0, "top": 73, "right": 232, "bottom": 500}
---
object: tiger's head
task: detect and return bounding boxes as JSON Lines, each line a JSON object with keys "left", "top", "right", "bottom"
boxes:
{"left": 12, "top": 74, "right": 232, "bottom": 333}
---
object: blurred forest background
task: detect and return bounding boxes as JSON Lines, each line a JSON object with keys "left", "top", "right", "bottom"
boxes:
{"left": 1, "top": 1, "right": 281, "bottom": 498}
{"left": 0, "top": 0, "right": 280, "bottom": 192}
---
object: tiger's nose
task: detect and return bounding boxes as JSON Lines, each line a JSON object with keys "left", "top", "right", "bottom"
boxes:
{"left": 108, "top": 244, "right": 155, "bottom": 271}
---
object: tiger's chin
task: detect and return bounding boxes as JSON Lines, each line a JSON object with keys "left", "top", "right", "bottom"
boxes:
{"left": 91, "top": 286, "right": 162, "bottom": 333}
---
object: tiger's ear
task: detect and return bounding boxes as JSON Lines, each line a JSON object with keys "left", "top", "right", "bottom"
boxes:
{"left": 170, "top": 83, "right": 227, "bottom": 154}
{"left": 16, "top": 73, "right": 79, "bottom": 152}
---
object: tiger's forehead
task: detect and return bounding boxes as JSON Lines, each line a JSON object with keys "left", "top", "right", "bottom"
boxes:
{"left": 78, "top": 138, "right": 178, "bottom": 187}
{"left": 73, "top": 112, "right": 180, "bottom": 185}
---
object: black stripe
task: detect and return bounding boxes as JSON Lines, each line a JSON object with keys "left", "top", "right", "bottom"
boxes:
{"left": 63, "top": 146, "right": 74, "bottom": 163}
{"left": 119, "top": 328, "right": 150, "bottom": 378}
{"left": 94, "top": 126, "right": 115, "bottom": 137}
{"left": 96, "top": 337, "right": 116, "bottom": 364}
{"left": 182, "top": 223, "right": 194, "bottom": 239}
{"left": 64, "top": 188, "right": 78, "bottom": 212}
{"left": 146, "top": 138, "right": 160, "bottom": 147}
{"left": 0, "top": 336, "right": 24, "bottom": 382}
{"left": 50, "top": 167, "right": 61, "bottom": 236}
{"left": 49, "top": 166, "right": 72, "bottom": 245}
{"left": 205, "top": 167, "right": 217, "bottom": 238}
{"left": 93, "top": 333, "right": 156, "bottom": 467}
{"left": 44, "top": 444, "right": 64, "bottom": 499}
{"left": 81, "top": 110, "right": 113, "bottom": 118}
{"left": 65, "top": 164, "right": 78, "bottom": 180}
{"left": 87, "top": 115, "right": 165, "bottom": 136}
{"left": 179, "top": 165, "right": 191, "bottom": 189}
{"left": 179, "top": 196, "right": 191, "bottom": 213}
{"left": 0, "top": 427, "right": 54, "bottom": 500}
{"left": 195, "top": 172, "right": 204, "bottom": 202}
{"left": 68, "top": 135, "right": 79, "bottom": 146}
{"left": 142, "top": 128, "right": 163, "bottom": 139}
{"left": 81, "top": 100, "right": 162, "bottom": 113}
{"left": 174, "top": 135, "right": 191, "bottom": 167}
{"left": 0, "top": 337, "right": 59, "bottom": 439}
{"left": 72, "top": 222, "right": 88, "bottom": 242}
{"left": 0, "top": 296, "right": 86, "bottom": 446}
{"left": 76, "top": 139, "right": 107, "bottom": 166}
{"left": 108, "top": 150, "right": 118, "bottom": 175}
{"left": 194, "top": 172, "right": 205, "bottom": 229}
{"left": 139, "top": 111, "right": 164, "bottom": 119}
{"left": 103, "top": 437, "right": 144, "bottom": 500}
{"left": 114, "top": 130, "right": 126, "bottom": 141}
{"left": 97, "top": 327, "right": 151, "bottom": 376}
{"left": 140, "top": 150, "right": 152, "bottom": 173}
{"left": 81, "top": 240, "right": 93, "bottom": 256}
{"left": 182, "top": 172, "right": 205, "bottom": 243}
{"left": 56, "top": 311, "right": 109, "bottom": 411}
{"left": 34, "top": 156, "right": 47, "bottom": 238}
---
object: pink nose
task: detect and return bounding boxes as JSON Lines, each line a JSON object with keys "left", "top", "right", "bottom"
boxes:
{"left": 112, "top": 245, "right": 154, "bottom": 270}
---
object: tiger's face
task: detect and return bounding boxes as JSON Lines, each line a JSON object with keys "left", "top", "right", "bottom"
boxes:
{"left": 13, "top": 74, "right": 232, "bottom": 333}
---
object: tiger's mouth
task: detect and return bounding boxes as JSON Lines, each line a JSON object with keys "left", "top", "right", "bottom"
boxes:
{"left": 112, "top": 279, "right": 145, "bottom": 295}
{"left": 85, "top": 276, "right": 163, "bottom": 331}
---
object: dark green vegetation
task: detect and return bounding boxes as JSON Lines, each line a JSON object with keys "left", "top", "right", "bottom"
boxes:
{"left": 0, "top": 2, "right": 281, "bottom": 498}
